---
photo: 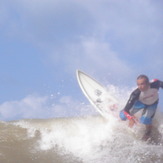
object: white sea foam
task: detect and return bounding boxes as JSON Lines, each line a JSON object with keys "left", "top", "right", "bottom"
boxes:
{"left": 9, "top": 85, "right": 163, "bottom": 163}
{"left": 11, "top": 111, "right": 163, "bottom": 163}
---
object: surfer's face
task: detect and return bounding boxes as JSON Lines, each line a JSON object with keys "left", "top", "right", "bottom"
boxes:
{"left": 137, "top": 78, "right": 149, "bottom": 92}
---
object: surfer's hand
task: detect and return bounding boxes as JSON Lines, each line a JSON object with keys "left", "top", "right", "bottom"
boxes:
{"left": 128, "top": 119, "right": 135, "bottom": 128}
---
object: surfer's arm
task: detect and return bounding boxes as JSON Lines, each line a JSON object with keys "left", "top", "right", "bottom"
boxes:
{"left": 123, "top": 88, "right": 140, "bottom": 114}
{"left": 150, "top": 79, "right": 163, "bottom": 89}
{"left": 159, "top": 80, "right": 163, "bottom": 89}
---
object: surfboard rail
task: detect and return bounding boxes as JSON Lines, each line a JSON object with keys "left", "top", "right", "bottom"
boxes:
{"left": 76, "top": 70, "right": 118, "bottom": 118}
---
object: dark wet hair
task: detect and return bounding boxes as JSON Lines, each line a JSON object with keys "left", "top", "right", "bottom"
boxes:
{"left": 137, "top": 74, "right": 149, "bottom": 83}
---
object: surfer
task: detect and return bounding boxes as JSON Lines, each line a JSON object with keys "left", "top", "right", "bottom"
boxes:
{"left": 119, "top": 75, "right": 163, "bottom": 140}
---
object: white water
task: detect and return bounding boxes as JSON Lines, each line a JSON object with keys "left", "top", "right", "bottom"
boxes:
{"left": 9, "top": 111, "right": 163, "bottom": 163}
{"left": 0, "top": 85, "right": 163, "bottom": 163}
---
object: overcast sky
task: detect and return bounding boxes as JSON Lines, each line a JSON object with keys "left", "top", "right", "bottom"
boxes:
{"left": 0, "top": 0, "right": 163, "bottom": 121}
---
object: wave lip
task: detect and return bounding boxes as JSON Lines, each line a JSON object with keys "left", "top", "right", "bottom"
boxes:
{"left": 0, "top": 113, "right": 163, "bottom": 163}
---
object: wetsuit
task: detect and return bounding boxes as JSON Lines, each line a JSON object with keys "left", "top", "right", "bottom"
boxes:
{"left": 120, "top": 79, "right": 163, "bottom": 124}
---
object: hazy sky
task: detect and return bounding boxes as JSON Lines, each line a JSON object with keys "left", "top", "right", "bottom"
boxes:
{"left": 0, "top": 0, "right": 163, "bottom": 121}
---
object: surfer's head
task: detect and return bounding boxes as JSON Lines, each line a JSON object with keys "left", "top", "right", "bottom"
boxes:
{"left": 137, "top": 75, "right": 149, "bottom": 92}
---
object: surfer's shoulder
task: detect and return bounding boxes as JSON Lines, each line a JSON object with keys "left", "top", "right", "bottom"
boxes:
{"left": 150, "top": 79, "right": 163, "bottom": 89}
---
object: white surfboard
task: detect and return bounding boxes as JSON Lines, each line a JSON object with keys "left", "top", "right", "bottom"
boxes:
{"left": 76, "top": 70, "right": 118, "bottom": 119}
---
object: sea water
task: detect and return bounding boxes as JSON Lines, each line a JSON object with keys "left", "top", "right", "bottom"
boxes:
{"left": 0, "top": 85, "right": 163, "bottom": 163}
{"left": 0, "top": 112, "right": 163, "bottom": 163}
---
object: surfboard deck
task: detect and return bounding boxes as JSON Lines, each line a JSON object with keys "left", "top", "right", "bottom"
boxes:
{"left": 76, "top": 70, "right": 118, "bottom": 119}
